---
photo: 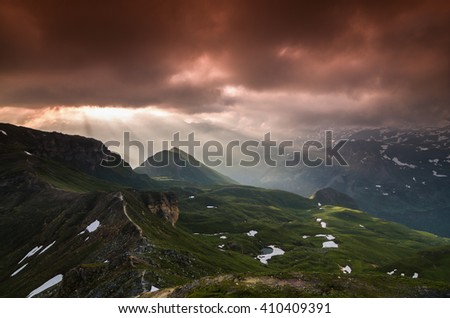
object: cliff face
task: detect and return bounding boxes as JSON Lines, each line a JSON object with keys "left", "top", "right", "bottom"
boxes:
{"left": 141, "top": 192, "right": 180, "bottom": 226}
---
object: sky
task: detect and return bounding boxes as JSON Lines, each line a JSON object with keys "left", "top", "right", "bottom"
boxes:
{"left": 0, "top": 0, "right": 449, "bottom": 165}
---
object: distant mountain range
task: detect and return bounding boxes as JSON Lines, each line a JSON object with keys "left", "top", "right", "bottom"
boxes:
{"left": 224, "top": 127, "right": 450, "bottom": 236}
{"left": 1, "top": 123, "right": 450, "bottom": 298}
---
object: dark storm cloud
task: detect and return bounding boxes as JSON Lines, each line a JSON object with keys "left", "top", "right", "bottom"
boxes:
{"left": 0, "top": 0, "right": 229, "bottom": 110}
{"left": 0, "top": 0, "right": 449, "bottom": 126}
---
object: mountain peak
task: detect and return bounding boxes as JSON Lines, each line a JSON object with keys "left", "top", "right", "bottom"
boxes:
{"left": 135, "top": 149, "right": 236, "bottom": 186}
{"left": 169, "top": 147, "right": 184, "bottom": 153}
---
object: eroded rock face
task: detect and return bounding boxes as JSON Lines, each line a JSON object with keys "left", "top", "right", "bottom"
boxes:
{"left": 142, "top": 192, "right": 180, "bottom": 225}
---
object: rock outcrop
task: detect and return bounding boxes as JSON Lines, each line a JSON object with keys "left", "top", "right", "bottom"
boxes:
{"left": 141, "top": 192, "right": 180, "bottom": 225}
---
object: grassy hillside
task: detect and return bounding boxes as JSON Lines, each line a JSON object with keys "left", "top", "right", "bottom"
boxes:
{"left": 176, "top": 185, "right": 450, "bottom": 283}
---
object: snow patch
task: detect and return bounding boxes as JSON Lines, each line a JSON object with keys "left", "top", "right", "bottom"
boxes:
{"left": 219, "top": 236, "right": 227, "bottom": 239}
{"left": 392, "top": 157, "right": 416, "bottom": 168}
{"left": 79, "top": 220, "right": 101, "bottom": 235}
{"left": 27, "top": 274, "right": 63, "bottom": 298}
{"left": 417, "top": 147, "right": 428, "bottom": 151}
{"left": 86, "top": 220, "right": 100, "bottom": 232}
{"left": 0, "top": 130, "right": 7, "bottom": 136}
{"left": 359, "top": 224, "right": 366, "bottom": 229}
{"left": 188, "top": 195, "right": 195, "bottom": 199}
{"left": 322, "top": 241, "right": 338, "bottom": 248}
{"left": 412, "top": 273, "right": 419, "bottom": 279}
{"left": 206, "top": 205, "right": 217, "bottom": 209}
{"left": 375, "top": 185, "right": 381, "bottom": 188}
{"left": 429, "top": 159, "right": 439, "bottom": 165}
{"left": 341, "top": 265, "right": 352, "bottom": 274}
{"left": 387, "top": 269, "right": 397, "bottom": 276}
{"left": 218, "top": 244, "right": 224, "bottom": 249}
{"left": 405, "top": 184, "right": 411, "bottom": 189}
{"left": 150, "top": 286, "right": 159, "bottom": 293}
{"left": 432, "top": 170, "right": 447, "bottom": 177}
{"left": 24, "top": 151, "right": 33, "bottom": 156}
{"left": 315, "top": 218, "right": 327, "bottom": 228}
{"left": 315, "top": 234, "right": 335, "bottom": 240}
{"left": 317, "top": 202, "right": 322, "bottom": 207}
{"left": 256, "top": 245, "right": 285, "bottom": 264}
{"left": 302, "top": 235, "right": 310, "bottom": 239}
{"left": 382, "top": 192, "right": 389, "bottom": 196}
{"left": 38, "top": 241, "right": 56, "bottom": 255}
{"left": 246, "top": 230, "right": 258, "bottom": 237}
{"left": 11, "top": 263, "right": 28, "bottom": 277}
{"left": 18, "top": 246, "right": 43, "bottom": 264}
{"left": 198, "top": 233, "right": 224, "bottom": 237}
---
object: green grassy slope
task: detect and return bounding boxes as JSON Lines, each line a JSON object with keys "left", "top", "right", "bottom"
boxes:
{"left": 175, "top": 185, "right": 450, "bottom": 283}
